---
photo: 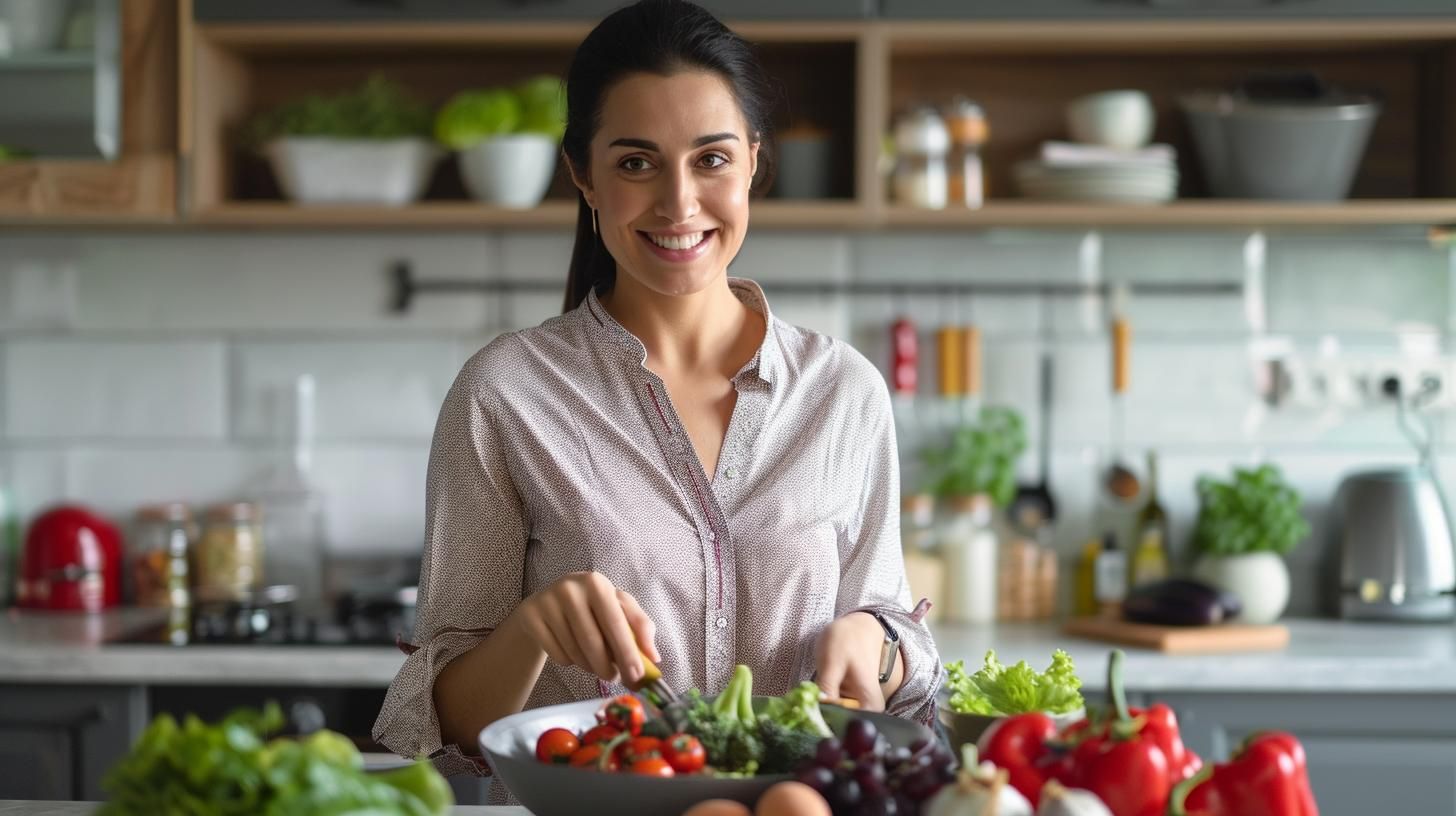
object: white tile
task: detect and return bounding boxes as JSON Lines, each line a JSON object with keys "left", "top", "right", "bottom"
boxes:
{"left": 232, "top": 341, "right": 460, "bottom": 441}
{"left": 1122, "top": 342, "right": 1255, "bottom": 446}
{"left": 498, "top": 230, "right": 574, "bottom": 282}
{"left": 311, "top": 446, "right": 430, "bottom": 555}
{"left": 5, "top": 447, "right": 67, "bottom": 525}
{"left": 5, "top": 340, "right": 227, "bottom": 440}
{"left": 64, "top": 446, "right": 267, "bottom": 520}
{"left": 1051, "top": 339, "right": 1113, "bottom": 447}
{"left": 71, "top": 232, "right": 497, "bottom": 332}
{"left": 732, "top": 232, "right": 851, "bottom": 283}
{"left": 1102, "top": 230, "right": 1250, "bottom": 284}
{"left": 774, "top": 294, "right": 850, "bottom": 341}
{"left": 504, "top": 291, "right": 565, "bottom": 332}
{"left": 853, "top": 231, "right": 1085, "bottom": 284}
{"left": 1265, "top": 234, "right": 1449, "bottom": 334}
{"left": 0, "top": 236, "right": 80, "bottom": 330}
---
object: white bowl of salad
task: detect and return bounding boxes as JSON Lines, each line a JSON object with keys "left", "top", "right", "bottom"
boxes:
{"left": 936, "top": 649, "right": 1087, "bottom": 753}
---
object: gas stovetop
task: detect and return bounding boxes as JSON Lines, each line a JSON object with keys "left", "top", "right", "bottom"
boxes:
{"left": 109, "top": 586, "right": 414, "bottom": 648}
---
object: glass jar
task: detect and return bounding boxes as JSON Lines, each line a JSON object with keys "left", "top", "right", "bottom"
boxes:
{"left": 194, "top": 502, "right": 263, "bottom": 603}
{"left": 892, "top": 106, "right": 949, "bottom": 209}
{"left": 900, "top": 494, "right": 943, "bottom": 624}
{"left": 131, "top": 503, "right": 193, "bottom": 607}
{"left": 943, "top": 97, "right": 988, "bottom": 208}
{"left": 940, "top": 494, "right": 997, "bottom": 624}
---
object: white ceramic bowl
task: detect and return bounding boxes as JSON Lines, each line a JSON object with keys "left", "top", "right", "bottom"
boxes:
{"left": 1067, "top": 90, "right": 1155, "bottom": 150}
{"left": 266, "top": 137, "right": 442, "bottom": 206}
{"left": 458, "top": 134, "right": 559, "bottom": 209}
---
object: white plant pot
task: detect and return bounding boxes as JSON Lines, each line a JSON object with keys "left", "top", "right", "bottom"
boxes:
{"left": 1192, "top": 551, "right": 1291, "bottom": 625}
{"left": 265, "top": 137, "right": 442, "bottom": 206}
{"left": 0, "top": 0, "right": 72, "bottom": 55}
{"left": 457, "top": 134, "right": 558, "bottom": 209}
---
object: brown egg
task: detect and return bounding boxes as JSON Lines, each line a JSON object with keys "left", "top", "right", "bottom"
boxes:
{"left": 680, "top": 799, "right": 752, "bottom": 816}
{"left": 755, "top": 781, "right": 832, "bottom": 816}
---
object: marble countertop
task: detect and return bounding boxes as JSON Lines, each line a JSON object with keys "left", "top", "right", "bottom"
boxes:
{"left": 4, "top": 607, "right": 1456, "bottom": 693}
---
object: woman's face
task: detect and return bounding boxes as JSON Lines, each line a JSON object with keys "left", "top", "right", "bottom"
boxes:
{"left": 573, "top": 70, "right": 759, "bottom": 299}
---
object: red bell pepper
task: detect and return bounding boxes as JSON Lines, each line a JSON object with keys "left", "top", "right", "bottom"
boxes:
{"left": 1056, "top": 649, "right": 1175, "bottom": 816}
{"left": 977, "top": 711, "right": 1065, "bottom": 805}
{"left": 1063, "top": 701, "right": 1202, "bottom": 785}
{"left": 1169, "top": 731, "right": 1319, "bottom": 816}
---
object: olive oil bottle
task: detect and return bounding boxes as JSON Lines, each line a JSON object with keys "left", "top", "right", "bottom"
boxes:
{"left": 1130, "top": 450, "right": 1171, "bottom": 588}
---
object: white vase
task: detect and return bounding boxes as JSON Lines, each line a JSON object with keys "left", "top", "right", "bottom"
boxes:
{"left": 266, "top": 137, "right": 442, "bottom": 206}
{"left": 1192, "top": 552, "right": 1291, "bottom": 625}
{"left": 457, "top": 134, "right": 559, "bottom": 209}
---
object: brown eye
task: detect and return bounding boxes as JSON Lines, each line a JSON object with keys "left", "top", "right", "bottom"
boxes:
{"left": 700, "top": 153, "right": 729, "bottom": 169}
{"left": 619, "top": 156, "right": 652, "bottom": 172}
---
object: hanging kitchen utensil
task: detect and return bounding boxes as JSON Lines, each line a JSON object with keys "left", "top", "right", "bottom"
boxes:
{"left": 1010, "top": 350, "right": 1058, "bottom": 535}
{"left": 1104, "top": 286, "right": 1140, "bottom": 502}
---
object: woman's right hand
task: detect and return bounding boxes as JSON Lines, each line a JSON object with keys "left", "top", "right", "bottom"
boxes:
{"left": 512, "top": 571, "right": 660, "bottom": 685}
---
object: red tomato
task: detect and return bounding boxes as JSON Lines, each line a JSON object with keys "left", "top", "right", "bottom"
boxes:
{"left": 599, "top": 695, "right": 646, "bottom": 737}
{"left": 617, "top": 736, "right": 662, "bottom": 765}
{"left": 568, "top": 743, "right": 621, "bottom": 772}
{"left": 534, "top": 727, "right": 580, "bottom": 764}
{"left": 662, "top": 733, "right": 706, "bottom": 774}
{"left": 580, "top": 724, "right": 620, "bottom": 746}
{"left": 629, "top": 756, "right": 675, "bottom": 777}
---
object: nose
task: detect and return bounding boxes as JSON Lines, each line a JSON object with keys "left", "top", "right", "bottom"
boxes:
{"left": 653, "top": 164, "right": 700, "bottom": 224}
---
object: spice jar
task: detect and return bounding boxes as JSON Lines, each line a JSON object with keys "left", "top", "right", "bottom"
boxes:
{"left": 943, "top": 96, "right": 988, "bottom": 208}
{"left": 892, "top": 106, "right": 950, "bottom": 209}
{"left": 194, "top": 502, "right": 263, "bottom": 603}
{"left": 131, "top": 503, "right": 193, "bottom": 607}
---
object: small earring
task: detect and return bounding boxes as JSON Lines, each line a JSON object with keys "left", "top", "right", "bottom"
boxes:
{"left": 591, "top": 208, "right": 599, "bottom": 236}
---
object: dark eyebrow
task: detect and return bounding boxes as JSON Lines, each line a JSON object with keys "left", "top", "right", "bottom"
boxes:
{"left": 608, "top": 132, "right": 739, "bottom": 151}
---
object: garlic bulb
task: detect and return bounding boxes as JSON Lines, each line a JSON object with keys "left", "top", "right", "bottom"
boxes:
{"left": 923, "top": 758, "right": 1033, "bottom": 816}
{"left": 1036, "top": 780, "right": 1113, "bottom": 816}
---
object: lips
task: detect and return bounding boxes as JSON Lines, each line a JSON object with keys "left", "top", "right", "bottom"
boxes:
{"left": 638, "top": 229, "right": 717, "bottom": 262}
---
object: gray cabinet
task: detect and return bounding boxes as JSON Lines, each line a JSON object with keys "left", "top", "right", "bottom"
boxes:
{"left": 193, "top": 0, "right": 873, "bottom": 21}
{"left": 1156, "top": 691, "right": 1456, "bottom": 816}
{"left": 0, "top": 685, "right": 146, "bottom": 801}
{"left": 882, "top": 0, "right": 1456, "bottom": 19}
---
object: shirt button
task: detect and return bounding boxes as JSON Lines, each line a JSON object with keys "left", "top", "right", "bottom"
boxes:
{"left": 725, "top": 465, "right": 741, "bottom": 480}
{"left": 716, "top": 617, "right": 728, "bottom": 629}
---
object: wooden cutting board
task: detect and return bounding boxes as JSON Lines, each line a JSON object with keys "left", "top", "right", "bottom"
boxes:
{"left": 1063, "top": 616, "right": 1291, "bottom": 654}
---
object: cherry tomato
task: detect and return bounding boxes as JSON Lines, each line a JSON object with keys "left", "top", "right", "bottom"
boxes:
{"left": 599, "top": 694, "right": 646, "bottom": 737}
{"left": 617, "top": 735, "right": 662, "bottom": 765}
{"left": 534, "top": 727, "right": 580, "bottom": 764}
{"left": 628, "top": 756, "right": 675, "bottom": 777}
{"left": 580, "top": 724, "right": 620, "bottom": 746}
{"left": 568, "top": 743, "right": 621, "bottom": 772}
{"left": 661, "top": 733, "right": 706, "bottom": 774}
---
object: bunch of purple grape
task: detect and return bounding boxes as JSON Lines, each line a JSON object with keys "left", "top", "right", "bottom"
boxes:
{"left": 795, "top": 717, "right": 958, "bottom": 816}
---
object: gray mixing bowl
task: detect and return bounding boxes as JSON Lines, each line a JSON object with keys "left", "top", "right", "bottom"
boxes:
{"left": 479, "top": 695, "right": 933, "bottom": 816}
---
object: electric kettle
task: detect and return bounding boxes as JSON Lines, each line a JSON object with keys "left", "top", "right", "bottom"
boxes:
{"left": 1333, "top": 468, "right": 1456, "bottom": 622}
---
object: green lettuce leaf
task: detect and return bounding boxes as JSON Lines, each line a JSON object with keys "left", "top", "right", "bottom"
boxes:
{"left": 945, "top": 649, "right": 1084, "bottom": 716}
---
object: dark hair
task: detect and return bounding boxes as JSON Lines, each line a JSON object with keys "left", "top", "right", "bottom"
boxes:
{"left": 561, "top": 0, "right": 778, "bottom": 313}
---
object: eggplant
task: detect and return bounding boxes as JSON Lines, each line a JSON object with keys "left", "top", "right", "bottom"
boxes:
{"left": 1121, "top": 578, "right": 1242, "bottom": 627}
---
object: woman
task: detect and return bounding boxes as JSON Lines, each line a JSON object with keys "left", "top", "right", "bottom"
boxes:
{"left": 373, "top": 0, "right": 941, "bottom": 783}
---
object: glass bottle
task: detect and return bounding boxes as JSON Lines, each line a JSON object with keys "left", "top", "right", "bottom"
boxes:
{"left": 1093, "top": 531, "right": 1128, "bottom": 616}
{"left": 195, "top": 502, "right": 263, "bottom": 603}
{"left": 892, "top": 106, "right": 950, "bottom": 210}
{"left": 941, "top": 494, "right": 997, "bottom": 624}
{"left": 942, "top": 96, "right": 988, "bottom": 208}
{"left": 1131, "top": 450, "right": 1171, "bottom": 589}
{"left": 900, "top": 494, "right": 943, "bottom": 624}
{"left": 247, "top": 374, "right": 327, "bottom": 614}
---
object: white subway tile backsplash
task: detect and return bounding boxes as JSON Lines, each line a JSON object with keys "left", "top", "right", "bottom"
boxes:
{"left": 233, "top": 341, "right": 460, "bottom": 441}
{"left": 70, "top": 232, "right": 497, "bottom": 332}
{"left": 0, "top": 237, "right": 80, "bottom": 331}
{"left": 310, "top": 446, "right": 430, "bottom": 554}
{"left": 5, "top": 340, "right": 226, "bottom": 440}
{"left": 1265, "top": 234, "right": 1450, "bottom": 334}
{"left": 64, "top": 446, "right": 267, "bottom": 521}
{"left": 853, "top": 231, "right": 1085, "bottom": 283}
{"left": 734, "top": 232, "right": 851, "bottom": 283}
{"left": 5, "top": 448, "right": 67, "bottom": 524}
{"left": 498, "top": 231, "right": 574, "bottom": 282}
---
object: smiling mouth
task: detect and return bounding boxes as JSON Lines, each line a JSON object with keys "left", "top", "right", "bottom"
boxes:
{"left": 637, "top": 229, "right": 718, "bottom": 261}
{"left": 643, "top": 230, "right": 712, "bottom": 251}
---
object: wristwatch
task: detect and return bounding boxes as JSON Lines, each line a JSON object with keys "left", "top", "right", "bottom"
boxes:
{"left": 867, "top": 611, "right": 901, "bottom": 684}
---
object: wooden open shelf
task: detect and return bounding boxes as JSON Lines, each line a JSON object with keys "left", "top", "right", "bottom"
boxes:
{"left": 146, "top": 16, "right": 1456, "bottom": 231}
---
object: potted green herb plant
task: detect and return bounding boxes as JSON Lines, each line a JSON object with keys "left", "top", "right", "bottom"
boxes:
{"left": 435, "top": 75, "right": 566, "bottom": 209}
{"left": 244, "top": 75, "right": 439, "bottom": 206}
{"left": 1189, "top": 463, "right": 1310, "bottom": 624}
{"left": 921, "top": 406, "right": 1027, "bottom": 504}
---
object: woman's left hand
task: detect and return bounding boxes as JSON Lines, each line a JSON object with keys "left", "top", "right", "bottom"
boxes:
{"left": 813, "top": 612, "right": 895, "bottom": 712}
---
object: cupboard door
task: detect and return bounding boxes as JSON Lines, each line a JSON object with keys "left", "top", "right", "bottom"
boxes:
{"left": 0, "top": 685, "right": 148, "bottom": 801}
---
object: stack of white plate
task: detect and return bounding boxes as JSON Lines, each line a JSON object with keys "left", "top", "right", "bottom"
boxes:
{"left": 1014, "top": 159, "right": 1179, "bottom": 204}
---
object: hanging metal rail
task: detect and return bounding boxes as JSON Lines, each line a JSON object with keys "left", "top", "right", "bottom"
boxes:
{"left": 388, "top": 260, "right": 1244, "bottom": 314}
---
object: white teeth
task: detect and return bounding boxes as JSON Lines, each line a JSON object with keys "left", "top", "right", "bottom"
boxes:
{"left": 649, "top": 231, "right": 706, "bottom": 251}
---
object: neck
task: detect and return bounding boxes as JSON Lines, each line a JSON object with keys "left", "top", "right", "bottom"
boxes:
{"left": 601, "top": 274, "right": 758, "bottom": 375}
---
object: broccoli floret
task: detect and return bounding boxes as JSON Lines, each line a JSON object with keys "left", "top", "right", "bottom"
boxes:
{"left": 759, "top": 681, "right": 833, "bottom": 739}
{"left": 757, "top": 718, "right": 823, "bottom": 774}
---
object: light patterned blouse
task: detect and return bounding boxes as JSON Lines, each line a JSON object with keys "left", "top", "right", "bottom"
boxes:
{"left": 373, "top": 278, "right": 941, "bottom": 780}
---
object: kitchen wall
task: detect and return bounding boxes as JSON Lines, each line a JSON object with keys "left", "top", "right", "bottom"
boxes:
{"left": 0, "top": 227, "right": 1450, "bottom": 615}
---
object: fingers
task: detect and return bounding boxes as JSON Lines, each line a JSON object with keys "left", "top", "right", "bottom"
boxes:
{"left": 617, "top": 590, "right": 660, "bottom": 664}
{"left": 837, "top": 667, "right": 886, "bottom": 713}
{"left": 815, "top": 647, "right": 848, "bottom": 703}
{"left": 586, "top": 580, "right": 644, "bottom": 686}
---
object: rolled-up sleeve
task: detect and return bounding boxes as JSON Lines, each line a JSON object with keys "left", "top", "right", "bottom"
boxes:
{"left": 835, "top": 376, "right": 942, "bottom": 726}
{"left": 372, "top": 344, "right": 529, "bottom": 775}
